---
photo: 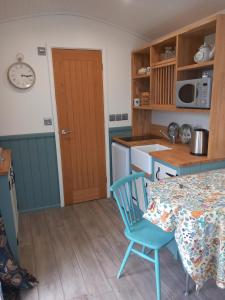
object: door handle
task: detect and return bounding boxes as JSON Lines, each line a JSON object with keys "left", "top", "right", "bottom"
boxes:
{"left": 61, "top": 129, "right": 72, "bottom": 135}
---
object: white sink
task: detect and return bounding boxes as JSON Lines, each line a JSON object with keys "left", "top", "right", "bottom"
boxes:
{"left": 131, "top": 144, "right": 171, "bottom": 174}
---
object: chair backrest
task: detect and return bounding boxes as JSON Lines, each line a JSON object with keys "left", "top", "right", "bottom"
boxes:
{"left": 110, "top": 172, "right": 148, "bottom": 232}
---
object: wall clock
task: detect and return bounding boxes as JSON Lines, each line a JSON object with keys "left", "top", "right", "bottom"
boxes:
{"left": 7, "top": 54, "right": 36, "bottom": 89}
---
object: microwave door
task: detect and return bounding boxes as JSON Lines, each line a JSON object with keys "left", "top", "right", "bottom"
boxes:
{"left": 178, "top": 84, "right": 195, "bottom": 105}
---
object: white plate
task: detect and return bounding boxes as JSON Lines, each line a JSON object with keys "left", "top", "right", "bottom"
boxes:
{"left": 179, "top": 124, "right": 192, "bottom": 144}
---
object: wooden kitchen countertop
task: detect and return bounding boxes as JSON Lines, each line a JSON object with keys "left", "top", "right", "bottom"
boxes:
{"left": 0, "top": 149, "right": 11, "bottom": 176}
{"left": 113, "top": 137, "right": 164, "bottom": 147}
{"left": 113, "top": 137, "right": 225, "bottom": 167}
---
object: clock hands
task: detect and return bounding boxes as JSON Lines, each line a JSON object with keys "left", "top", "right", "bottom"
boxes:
{"left": 21, "top": 74, "right": 33, "bottom": 77}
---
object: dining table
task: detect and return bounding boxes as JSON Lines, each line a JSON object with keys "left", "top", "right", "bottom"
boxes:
{"left": 143, "top": 168, "right": 225, "bottom": 291}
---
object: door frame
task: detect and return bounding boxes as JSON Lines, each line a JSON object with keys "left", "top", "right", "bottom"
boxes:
{"left": 47, "top": 45, "right": 110, "bottom": 207}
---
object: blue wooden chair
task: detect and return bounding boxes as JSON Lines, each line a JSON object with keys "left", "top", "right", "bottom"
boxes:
{"left": 110, "top": 172, "right": 174, "bottom": 300}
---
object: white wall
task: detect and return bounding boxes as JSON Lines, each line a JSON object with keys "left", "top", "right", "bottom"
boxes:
{"left": 0, "top": 15, "right": 146, "bottom": 136}
{"left": 0, "top": 15, "right": 214, "bottom": 136}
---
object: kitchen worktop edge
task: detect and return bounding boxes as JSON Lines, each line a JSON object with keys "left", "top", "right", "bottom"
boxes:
{"left": 113, "top": 137, "right": 225, "bottom": 167}
{"left": 0, "top": 150, "right": 11, "bottom": 176}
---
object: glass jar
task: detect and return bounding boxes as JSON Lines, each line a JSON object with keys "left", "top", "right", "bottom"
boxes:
{"left": 164, "top": 46, "right": 174, "bottom": 59}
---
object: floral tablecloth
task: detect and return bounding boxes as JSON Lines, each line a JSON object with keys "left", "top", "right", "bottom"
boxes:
{"left": 143, "top": 168, "right": 225, "bottom": 289}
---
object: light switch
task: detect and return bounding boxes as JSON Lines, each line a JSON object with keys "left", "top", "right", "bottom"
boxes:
{"left": 38, "top": 47, "right": 46, "bottom": 56}
{"left": 44, "top": 118, "right": 52, "bottom": 126}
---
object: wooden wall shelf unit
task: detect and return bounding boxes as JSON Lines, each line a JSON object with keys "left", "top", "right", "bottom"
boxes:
{"left": 133, "top": 74, "right": 150, "bottom": 79}
{"left": 131, "top": 14, "right": 225, "bottom": 159}
{"left": 133, "top": 105, "right": 210, "bottom": 113}
{"left": 177, "top": 60, "right": 214, "bottom": 71}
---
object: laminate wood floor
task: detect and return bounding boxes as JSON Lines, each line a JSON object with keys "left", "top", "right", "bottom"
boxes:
{"left": 19, "top": 199, "right": 225, "bottom": 300}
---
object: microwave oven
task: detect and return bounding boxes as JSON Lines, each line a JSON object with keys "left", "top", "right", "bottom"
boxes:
{"left": 176, "top": 78, "right": 212, "bottom": 108}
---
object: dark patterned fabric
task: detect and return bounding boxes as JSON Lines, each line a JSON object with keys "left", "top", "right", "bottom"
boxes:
{"left": 0, "top": 217, "right": 38, "bottom": 299}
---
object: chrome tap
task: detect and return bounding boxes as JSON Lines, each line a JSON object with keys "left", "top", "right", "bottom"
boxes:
{"left": 160, "top": 130, "right": 176, "bottom": 144}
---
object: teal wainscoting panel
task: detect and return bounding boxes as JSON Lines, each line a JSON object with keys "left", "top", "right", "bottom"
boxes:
{"left": 153, "top": 158, "right": 225, "bottom": 176}
{"left": 179, "top": 160, "right": 225, "bottom": 175}
{"left": 0, "top": 133, "right": 60, "bottom": 212}
{"left": 109, "top": 126, "right": 132, "bottom": 184}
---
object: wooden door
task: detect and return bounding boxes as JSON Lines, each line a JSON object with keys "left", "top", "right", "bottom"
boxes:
{"left": 52, "top": 49, "right": 107, "bottom": 205}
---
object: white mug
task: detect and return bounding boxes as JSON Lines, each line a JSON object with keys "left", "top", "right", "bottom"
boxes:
{"left": 134, "top": 98, "right": 140, "bottom": 107}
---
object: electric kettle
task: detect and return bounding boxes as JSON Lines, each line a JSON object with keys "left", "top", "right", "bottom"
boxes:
{"left": 190, "top": 128, "right": 209, "bottom": 156}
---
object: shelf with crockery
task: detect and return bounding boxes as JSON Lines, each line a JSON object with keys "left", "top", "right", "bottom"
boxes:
{"left": 131, "top": 14, "right": 225, "bottom": 159}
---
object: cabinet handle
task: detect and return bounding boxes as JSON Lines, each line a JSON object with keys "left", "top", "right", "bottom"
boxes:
{"left": 156, "top": 167, "right": 161, "bottom": 180}
{"left": 165, "top": 172, "right": 177, "bottom": 177}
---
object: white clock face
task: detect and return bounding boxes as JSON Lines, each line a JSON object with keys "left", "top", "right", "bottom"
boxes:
{"left": 8, "top": 62, "right": 35, "bottom": 89}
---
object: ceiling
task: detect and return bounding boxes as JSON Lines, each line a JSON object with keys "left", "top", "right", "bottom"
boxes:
{"left": 0, "top": 0, "right": 225, "bottom": 40}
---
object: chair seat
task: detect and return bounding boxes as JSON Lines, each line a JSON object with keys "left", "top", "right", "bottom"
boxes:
{"left": 124, "top": 218, "right": 174, "bottom": 250}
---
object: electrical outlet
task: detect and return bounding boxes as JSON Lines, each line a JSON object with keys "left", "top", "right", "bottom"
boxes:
{"left": 109, "top": 114, "right": 116, "bottom": 121}
{"left": 122, "top": 113, "right": 128, "bottom": 120}
{"left": 115, "top": 114, "right": 122, "bottom": 121}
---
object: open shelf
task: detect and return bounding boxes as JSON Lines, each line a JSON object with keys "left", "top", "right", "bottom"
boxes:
{"left": 132, "top": 47, "right": 150, "bottom": 78}
{"left": 133, "top": 74, "right": 150, "bottom": 79}
{"left": 133, "top": 105, "right": 210, "bottom": 113}
{"left": 177, "top": 60, "right": 214, "bottom": 71}
{"left": 132, "top": 76, "right": 150, "bottom": 99}
{"left": 177, "top": 19, "right": 216, "bottom": 68}
{"left": 132, "top": 47, "right": 151, "bottom": 107}
{"left": 151, "top": 58, "right": 176, "bottom": 68}
{"left": 150, "top": 36, "right": 176, "bottom": 66}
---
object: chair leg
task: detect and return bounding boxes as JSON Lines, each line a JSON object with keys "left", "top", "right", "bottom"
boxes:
{"left": 154, "top": 250, "right": 161, "bottom": 300}
{"left": 184, "top": 271, "right": 190, "bottom": 296}
{"left": 117, "top": 241, "right": 134, "bottom": 279}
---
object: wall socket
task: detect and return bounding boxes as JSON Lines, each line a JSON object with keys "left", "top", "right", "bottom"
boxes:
{"left": 115, "top": 114, "right": 122, "bottom": 121}
{"left": 109, "top": 114, "right": 116, "bottom": 121}
{"left": 109, "top": 113, "right": 128, "bottom": 122}
{"left": 122, "top": 113, "right": 128, "bottom": 120}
